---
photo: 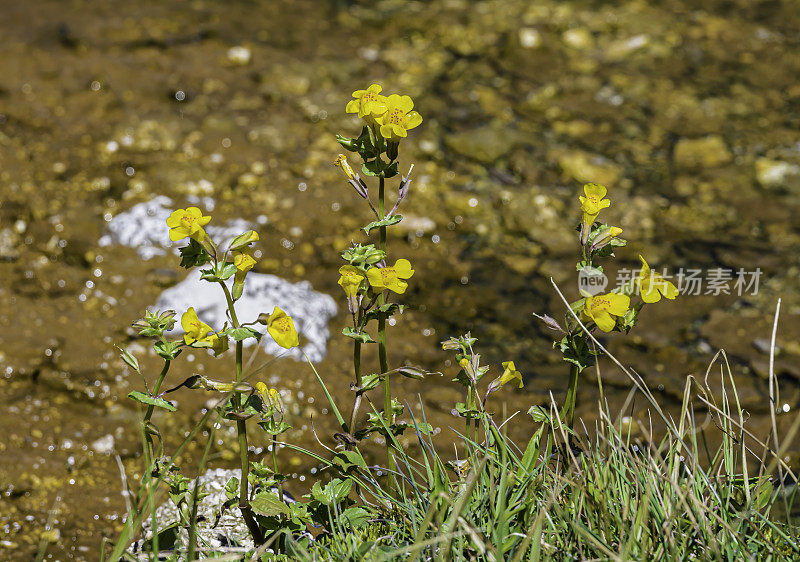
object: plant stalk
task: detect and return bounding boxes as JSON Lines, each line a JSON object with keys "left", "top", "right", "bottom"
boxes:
{"left": 563, "top": 363, "right": 580, "bottom": 430}
{"left": 219, "top": 280, "right": 263, "bottom": 544}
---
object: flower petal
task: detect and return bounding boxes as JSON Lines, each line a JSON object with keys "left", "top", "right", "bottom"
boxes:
{"left": 394, "top": 259, "right": 414, "bottom": 278}
{"left": 593, "top": 311, "right": 616, "bottom": 332}
{"left": 345, "top": 99, "right": 360, "bottom": 114}
{"left": 606, "top": 294, "right": 631, "bottom": 316}
{"left": 366, "top": 84, "right": 382, "bottom": 94}
{"left": 405, "top": 111, "right": 423, "bottom": 129}
{"left": 584, "top": 183, "right": 607, "bottom": 199}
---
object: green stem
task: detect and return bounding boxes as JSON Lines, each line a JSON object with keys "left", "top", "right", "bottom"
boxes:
{"left": 348, "top": 341, "right": 363, "bottom": 438}
{"left": 563, "top": 363, "right": 580, "bottom": 431}
{"left": 377, "top": 176, "right": 396, "bottom": 482}
{"left": 143, "top": 360, "right": 171, "bottom": 465}
{"left": 271, "top": 433, "right": 283, "bottom": 501}
{"left": 218, "top": 280, "right": 262, "bottom": 544}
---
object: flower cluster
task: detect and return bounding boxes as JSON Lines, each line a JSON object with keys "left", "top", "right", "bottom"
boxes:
{"left": 346, "top": 84, "right": 423, "bottom": 141}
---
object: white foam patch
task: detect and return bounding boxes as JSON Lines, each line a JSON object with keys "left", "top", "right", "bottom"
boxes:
{"left": 99, "top": 196, "right": 262, "bottom": 259}
{"left": 155, "top": 271, "right": 337, "bottom": 362}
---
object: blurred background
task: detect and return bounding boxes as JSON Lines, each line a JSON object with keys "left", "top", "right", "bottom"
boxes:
{"left": 1, "top": 0, "right": 799, "bottom": 557}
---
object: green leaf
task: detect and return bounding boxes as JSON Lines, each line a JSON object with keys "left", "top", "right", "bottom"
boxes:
{"left": 199, "top": 262, "right": 237, "bottom": 282}
{"left": 341, "top": 507, "right": 371, "bottom": 530}
{"left": 224, "top": 326, "right": 262, "bottom": 342}
{"left": 527, "top": 405, "right": 551, "bottom": 423}
{"left": 555, "top": 336, "right": 594, "bottom": 372}
{"left": 224, "top": 477, "right": 239, "bottom": 500}
{"left": 342, "top": 327, "right": 376, "bottom": 344}
{"left": 454, "top": 402, "right": 481, "bottom": 419}
{"left": 127, "top": 390, "right": 176, "bottom": 411}
{"left": 336, "top": 134, "right": 358, "bottom": 152}
{"left": 362, "top": 214, "right": 403, "bottom": 234}
{"left": 117, "top": 347, "right": 140, "bottom": 374}
{"left": 395, "top": 366, "right": 428, "bottom": 380}
{"left": 333, "top": 451, "right": 367, "bottom": 471}
{"left": 311, "top": 478, "right": 352, "bottom": 506}
{"left": 178, "top": 239, "right": 211, "bottom": 269}
{"left": 359, "top": 372, "right": 383, "bottom": 391}
{"left": 364, "top": 303, "right": 406, "bottom": 322}
{"left": 153, "top": 340, "right": 182, "bottom": 361}
{"left": 258, "top": 419, "right": 291, "bottom": 435}
{"left": 250, "top": 491, "right": 290, "bottom": 517}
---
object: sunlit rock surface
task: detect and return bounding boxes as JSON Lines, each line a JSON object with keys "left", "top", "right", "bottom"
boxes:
{"left": 155, "top": 271, "right": 337, "bottom": 362}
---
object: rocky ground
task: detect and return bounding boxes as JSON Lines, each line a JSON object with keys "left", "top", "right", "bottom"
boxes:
{"left": 1, "top": 0, "right": 799, "bottom": 558}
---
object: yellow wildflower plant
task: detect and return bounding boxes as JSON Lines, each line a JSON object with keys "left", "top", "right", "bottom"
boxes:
{"left": 637, "top": 255, "right": 678, "bottom": 303}
{"left": 376, "top": 94, "right": 423, "bottom": 141}
{"left": 582, "top": 293, "right": 630, "bottom": 332}
{"left": 181, "top": 307, "right": 213, "bottom": 344}
{"left": 345, "top": 83, "right": 387, "bottom": 120}
{"left": 265, "top": 306, "right": 300, "bottom": 349}
{"left": 579, "top": 183, "right": 611, "bottom": 228}
{"left": 338, "top": 265, "right": 365, "bottom": 297}
{"left": 166, "top": 207, "right": 212, "bottom": 242}
{"left": 367, "top": 258, "right": 415, "bottom": 294}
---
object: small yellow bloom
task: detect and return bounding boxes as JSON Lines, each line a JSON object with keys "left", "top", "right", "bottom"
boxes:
{"left": 338, "top": 265, "right": 365, "bottom": 297}
{"left": 265, "top": 306, "right": 300, "bottom": 349}
{"left": 582, "top": 293, "right": 630, "bottom": 332}
{"left": 333, "top": 154, "right": 356, "bottom": 181}
{"left": 366, "top": 259, "right": 415, "bottom": 294}
{"left": 376, "top": 94, "right": 423, "bottom": 141}
{"left": 166, "top": 207, "right": 212, "bottom": 242}
{"left": 233, "top": 250, "right": 257, "bottom": 273}
{"left": 637, "top": 255, "right": 678, "bottom": 303}
{"left": 499, "top": 361, "right": 523, "bottom": 389}
{"left": 256, "top": 383, "right": 283, "bottom": 413}
{"left": 487, "top": 361, "right": 523, "bottom": 393}
{"left": 345, "top": 84, "right": 387, "bottom": 119}
{"left": 181, "top": 307, "right": 213, "bottom": 344}
{"left": 579, "top": 183, "right": 611, "bottom": 228}
{"left": 229, "top": 230, "right": 259, "bottom": 251}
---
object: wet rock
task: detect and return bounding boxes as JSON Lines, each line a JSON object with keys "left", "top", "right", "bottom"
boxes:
{"left": 0, "top": 228, "right": 21, "bottom": 261}
{"left": 755, "top": 158, "right": 800, "bottom": 191}
{"left": 673, "top": 136, "right": 732, "bottom": 170}
{"left": 562, "top": 28, "right": 594, "bottom": 50}
{"left": 90, "top": 434, "right": 115, "bottom": 455}
{"left": 226, "top": 45, "right": 251, "bottom": 65}
{"left": 116, "top": 120, "right": 180, "bottom": 152}
{"left": 554, "top": 149, "right": 623, "bottom": 186}
{"left": 154, "top": 271, "right": 337, "bottom": 362}
{"left": 444, "top": 124, "right": 519, "bottom": 165}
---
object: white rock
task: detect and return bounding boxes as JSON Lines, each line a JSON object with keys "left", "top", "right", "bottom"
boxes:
{"left": 155, "top": 271, "right": 337, "bottom": 362}
{"left": 227, "top": 46, "right": 251, "bottom": 65}
{"left": 99, "top": 196, "right": 259, "bottom": 259}
{"left": 91, "top": 434, "right": 115, "bottom": 455}
{"left": 755, "top": 158, "right": 800, "bottom": 188}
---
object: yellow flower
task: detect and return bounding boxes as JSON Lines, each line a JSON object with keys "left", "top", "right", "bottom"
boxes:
{"left": 265, "top": 306, "right": 299, "bottom": 349}
{"left": 366, "top": 259, "right": 415, "bottom": 294}
{"left": 579, "top": 183, "right": 611, "bottom": 227}
{"left": 637, "top": 255, "right": 678, "bottom": 303}
{"left": 345, "top": 84, "right": 387, "bottom": 119}
{"left": 233, "top": 249, "right": 257, "bottom": 286}
{"left": 338, "top": 265, "right": 365, "bottom": 297}
{"left": 166, "top": 207, "right": 212, "bottom": 242}
{"left": 487, "top": 361, "right": 523, "bottom": 393}
{"left": 256, "top": 383, "right": 283, "bottom": 413}
{"left": 228, "top": 230, "right": 259, "bottom": 251}
{"left": 181, "top": 307, "right": 213, "bottom": 344}
{"left": 375, "top": 94, "right": 423, "bottom": 141}
{"left": 582, "top": 293, "right": 630, "bottom": 332}
{"left": 333, "top": 154, "right": 356, "bottom": 181}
